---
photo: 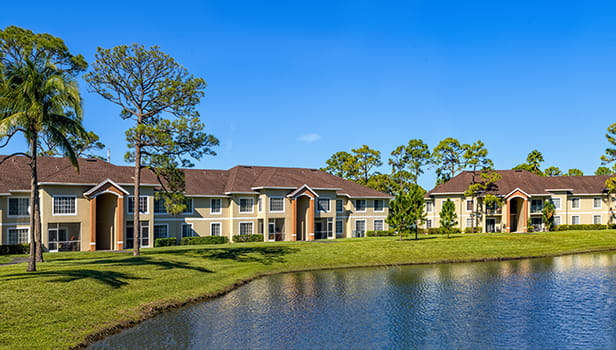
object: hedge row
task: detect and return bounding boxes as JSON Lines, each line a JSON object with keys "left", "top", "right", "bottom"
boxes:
{"left": 464, "top": 227, "right": 483, "bottom": 234}
{"left": 232, "top": 234, "right": 264, "bottom": 243}
{"left": 420, "top": 228, "right": 462, "bottom": 235}
{"left": 366, "top": 230, "right": 397, "bottom": 237}
{"left": 154, "top": 238, "right": 178, "bottom": 247}
{"left": 0, "top": 244, "right": 30, "bottom": 255}
{"left": 553, "top": 224, "right": 616, "bottom": 231}
{"left": 181, "top": 236, "right": 228, "bottom": 245}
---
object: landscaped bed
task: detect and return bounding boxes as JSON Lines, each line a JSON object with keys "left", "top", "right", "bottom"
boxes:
{"left": 3, "top": 230, "right": 616, "bottom": 349}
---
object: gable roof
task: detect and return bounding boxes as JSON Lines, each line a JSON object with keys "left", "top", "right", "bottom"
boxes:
{"left": 0, "top": 156, "right": 391, "bottom": 198}
{"left": 427, "top": 169, "right": 611, "bottom": 198}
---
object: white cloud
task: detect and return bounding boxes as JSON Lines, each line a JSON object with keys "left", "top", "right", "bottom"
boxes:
{"left": 297, "top": 133, "right": 322, "bottom": 143}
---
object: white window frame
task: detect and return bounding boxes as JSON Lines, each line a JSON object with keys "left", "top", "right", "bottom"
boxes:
{"left": 153, "top": 224, "right": 169, "bottom": 239}
{"left": 355, "top": 219, "right": 366, "bottom": 234}
{"left": 593, "top": 215, "right": 602, "bottom": 225}
{"left": 210, "top": 198, "right": 222, "bottom": 215}
{"left": 355, "top": 199, "right": 367, "bottom": 212}
{"left": 336, "top": 200, "right": 344, "bottom": 213}
{"left": 126, "top": 221, "right": 150, "bottom": 248}
{"left": 7, "top": 227, "right": 29, "bottom": 244}
{"left": 318, "top": 198, "right": 331, "bottom": 212}
{"left": 571, "top": 197, "right": 580, "bottom": 210}
{"left": 426, "top": 201, "right": 433, "bottom": 213}
{"left": 181, "top": 223, "right": 196, "bottom": 237}
{"left": 153, "top": 197, "right": 167, "bottom": 214}
{"left": 269, "top": 197, "right": 285, "bottom": 213}
{"left": 182, "top": 198, "right": 194, "bottom": 214}
{"left": 336, "top": 219, "right": 344, "bottom": 234}
{"left": 239, "top": 198, "right": 254, "bottom": 214}
{"left": 127, "top": 195, "right": 149, "bottom": 214}
{"left": 466, "top": 217, "right": 473, "bottom": 227}
{"left": 530, "top": 199, "right": 543, "bottom": 212}
{"left": 551, "top": 197, "right": 561, "bottom": 210}
{"left": 466, "top": 199, "right": 473, "bottom": 212}
{"left": 258, "top": 197, "right": 263, "bottom": 212}
{"left": 426, "top": 219, "right": 432, "bottom": 229}
{"left": 239, "top": 221, "right": 254, "bottom": 235}
{"left": 374, "top": 200, "right": 384, "bottom": 212}
{"left": 52, "top": 195, "right": 77, "bottom": 216}
{"left": 211, "top": 222, "right": 222, "bottom": 236}
{"left": 374, "top": 219, "right": 384, "bottom": 231}
{"left": 571, "top": 215, "right": 580, "bottom": 225}
{"left": 554, "top": 215, "right": 561, "bottom": 226}
{"left": 7, "top": 197, "right": 30, "bottom": 217}
{"left": 593, "top": 197, "right": 602, "bottom": 209}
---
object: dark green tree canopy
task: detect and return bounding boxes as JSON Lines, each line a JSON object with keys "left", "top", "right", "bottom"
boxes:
{"left": 432, "top": 137, "right": 465, "bottom": 185}
{"left": 566, "top": 168, "right": 584, "bottom": 176}
{"left": 322, "top": 145, "right": 382, "bottom": 186}
{"left": 513, "top": 149, "right": 544, "bottom": 175}
{"left": 389, "top": 139, "right": 431, "bottom": 185}
{"left": 544, "top": 166, "right": 562, "bottom": 176}
{"left": 439, "top": 199, "right": 458, "bottom": 238}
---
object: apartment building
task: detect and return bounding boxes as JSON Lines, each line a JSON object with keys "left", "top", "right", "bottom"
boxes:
{"left": 424, "top": 169, "right": 613, "bottom": 233}
{"left": 0, "top": 156, "right": 391, "bottom": 251}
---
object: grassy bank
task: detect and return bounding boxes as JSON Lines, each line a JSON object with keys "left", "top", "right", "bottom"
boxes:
{"left": 3, "top": 230, "right": 616, "bottom": 349}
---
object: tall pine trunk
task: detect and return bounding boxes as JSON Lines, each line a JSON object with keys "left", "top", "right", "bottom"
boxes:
{"left": 133, "top": 118, "right": 142, "bottom": 257}
{"left": 27, "top": 137, "right": 37, "bottom": 272}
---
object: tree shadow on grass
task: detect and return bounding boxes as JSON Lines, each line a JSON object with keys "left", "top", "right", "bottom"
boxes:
{"left": 80, "top": 256, "right": 213, "bottom": 273}
{"left": 2, "top": 269, "right": 144, "bottom": 288}
{"left": 400, "top": 236, "right": 438, "bottom": 241}
{"left": 155, "top": 246, "right": 300, "bottom": 265}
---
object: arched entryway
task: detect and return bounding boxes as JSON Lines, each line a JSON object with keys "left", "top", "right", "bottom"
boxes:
{"left": 289, "top": 184, "right": 317, "bottom": 241}
{"left": 84, "top": 179, "right": 127, "bottom": 251}
{"left": 95, "top": 193, "right": 117, "bottom": 250}
{"left": 509, "top": 197, "right": 525, "bottom": 232}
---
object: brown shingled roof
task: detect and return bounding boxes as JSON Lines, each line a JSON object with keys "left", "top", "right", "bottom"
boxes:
{"left": 0, "top": 156, "right": 391, "bottom": 198}
{"left": 427, "top": 169, "right": 610, "bottom": 197}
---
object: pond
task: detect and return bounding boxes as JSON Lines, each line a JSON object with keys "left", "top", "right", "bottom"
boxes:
{"left": 90, "top": 253, "right": 616, "bottom": 349}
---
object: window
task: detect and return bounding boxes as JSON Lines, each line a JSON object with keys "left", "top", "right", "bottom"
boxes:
{"left": 426, "top": 201, "right": 433, "bottom": 213}
{"left": 572, "top": 216, "right": 580, "bottom": 225}
{"left": 336, "top": 220, "right": 343, "bottom": 234}
{"left": 154, "top": 198, "right": 166, "bottom": 214}
{"left": 127, "top": 196, "right": 148, "bottom": 214}
{"left": 211, "top": 222, "right": 221, "bottom": 236}
{"left": 355, "top": 200, "right": 366, "bottom": 212}
{"left": 466, "top": 217, "right": 473, "bottom": 227}
{"left": 554, "top": 216, "right": 561, "bottom": 226}
{"left": 355, "top": 220, "right": 366, "bottom": 237}
{"left": 8, "top": 198, "right": 29, "bottom": 216}
{"left": 53, "top": 196, "right": 76, "bottom": 215}
{"left": 239, "top": 222, "right": 253, "bottom": 235}
{"left": 182, "top": 198, "right": 193, "bottom": 214}
{"left": 551, "top": 197, "right": 561, "bottom": 210}
{"left": 336, "top": 200, "right": 343, "bottom": 213}
{"left": 466, "top": 200, "right": 473, "bottom": 211}
{"left": 571, "top": 198, "right": 580, "bottom": 209}
{"left": 374, "top": 200, "right": 384, "bottom": 212}
{"left": 594, "top": 215, "right": 601, "bottom": 225}
{"left": 258, "top": 198, "right": 263, "bottom": 212}
{"left": 374, "top": 219, "right": 384, "bottom": 231}
{"left": 426, "top": 219, "right": 432, "bottom": 229}
{"left": 211, "top": 199, "right": 222, "bottom": 214}
{"left": 153, "top": 225, "right": 168, "bottom": 239}
{"left": 126, "top": 222, "right": 149, "bottom": 248}
{"left": 181, "top": 223, "right": 196, "bottom": 237}
{"left": 239, "top": 198, "right": 253, "bottom": 213}
{"left": 270, "top": 197, "right": 284, "bottom": 212}
{"left": 8, "top": 228, "right": 28, "bottom": 244}
{"left": 531, "top": 199, "right": 543, "bottom": 213}
{"left": 594, "top": 197, "right": 602, "bottom": 209}
{"left": 318, "top": 198, "right": 330, "bottom": 212}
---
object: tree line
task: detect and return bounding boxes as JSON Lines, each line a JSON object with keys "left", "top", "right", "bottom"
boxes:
{"left": 0, "top": 26, "right": 218, "bottom": 271}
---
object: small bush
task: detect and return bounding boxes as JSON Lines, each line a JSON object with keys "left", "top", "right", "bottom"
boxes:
{"left": 554, "top": 224, "right": 612, "bottom": 231}
{"left": 233, "top": 234, "right": 264, "bottom": 243}
{"left": 366, "top": 230, "right": 397, "bottom": 237}
{"left": 464, "top": 227, "right": 483, "bottom": 233}
{"left": 180, "top": 236, "right": 228, "bottom": 245}
{"left": 154, "top": 237, "right": 178, "bottom": 247}
{"left": 0, "top": 244, "right": 30, "bottom": 255}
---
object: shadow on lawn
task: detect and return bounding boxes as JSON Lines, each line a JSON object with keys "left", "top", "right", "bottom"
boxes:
{"left": 2, "top": 269, "right": 144, "bottom": 288}
{"left": 80, "top": 256, "right": 213, "bottom": 273}
{"left": 157, "top": 246, "right": 300, "bottom": 265}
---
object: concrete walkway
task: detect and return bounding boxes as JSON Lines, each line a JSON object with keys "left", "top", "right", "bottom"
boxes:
{"left": 0, "top": 257, "right": 29, "bottom": 266}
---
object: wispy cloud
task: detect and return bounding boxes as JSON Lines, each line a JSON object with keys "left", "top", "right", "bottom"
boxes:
{"left": 297, "top": 133, "right": 322, "bottom": 143}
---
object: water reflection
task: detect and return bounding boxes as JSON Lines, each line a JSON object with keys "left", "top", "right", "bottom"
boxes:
{"left": 91, "top": 252, "right": 616, "bottom": 349}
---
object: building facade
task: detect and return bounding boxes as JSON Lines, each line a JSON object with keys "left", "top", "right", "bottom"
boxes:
{"left": 0, "top": 156, "right": 391, "bottom": 251}
{"left": 424, "top": 170, "right": 613, "bottom": 233}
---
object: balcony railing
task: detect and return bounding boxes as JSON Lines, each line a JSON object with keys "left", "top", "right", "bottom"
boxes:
{"left": 48, "top": 241, "right": 80, "bottom": 252}
{"left": 352, "top": 230, "right": 365, "bottom": 238}
{"left": 485, "top": 207, "right": 502, "bottom": 215}
{"left": 267, "top": 231, "right": 285, "bottom": 241}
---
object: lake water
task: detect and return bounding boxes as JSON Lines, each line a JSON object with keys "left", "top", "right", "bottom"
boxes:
{"left": 90, "top": 253, "right": 616, "bottom": 349}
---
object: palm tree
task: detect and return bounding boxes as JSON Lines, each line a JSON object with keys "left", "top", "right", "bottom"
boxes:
{"left": 0, "top": 59, "right": 85, "bottom": 271}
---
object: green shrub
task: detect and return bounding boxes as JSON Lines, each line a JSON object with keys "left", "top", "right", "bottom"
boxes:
{"left": 366, "top": 230, "right": 397, "bottom": 237}
{"left": 464, "top": 227, "right": 482, "bottom": 233}
{"left": 0, "top": 244, "right": 30, "bottom": 255}
{"left": 180, "top": 236, "right": 228, "bottom": 245}
{"left": 554, "top": 224, "right": 613, "bottom": 231}
{"left": 232, "top": 234, "right": 264, "bottom": 243}
{"left": 154, "top": 237, "right": 178, "bottom": 247}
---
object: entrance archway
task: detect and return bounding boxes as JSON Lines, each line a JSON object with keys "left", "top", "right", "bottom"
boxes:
{"left": 509, "top": 197, "right": 526, "bottom": 232}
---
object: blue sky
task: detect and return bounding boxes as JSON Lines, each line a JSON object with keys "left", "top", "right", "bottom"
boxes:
{"left": 3, "top": 1, "right": 616, "bottom": 189}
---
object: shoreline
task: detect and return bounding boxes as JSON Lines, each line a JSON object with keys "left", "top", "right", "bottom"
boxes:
{"left": 74, "top": 245, "right": 616, "bottom": 349}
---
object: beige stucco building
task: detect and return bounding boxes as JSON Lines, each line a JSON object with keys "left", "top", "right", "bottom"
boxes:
{"left": 0, "top": 156, "right": 391, "bottom": 251}
{"left": 424, "top": 170, "right": 614, "bottom": 233}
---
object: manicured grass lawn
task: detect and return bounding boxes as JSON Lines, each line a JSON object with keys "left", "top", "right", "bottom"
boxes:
{"left": 3, "top": 230, "right": 616, "bottom": 349}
